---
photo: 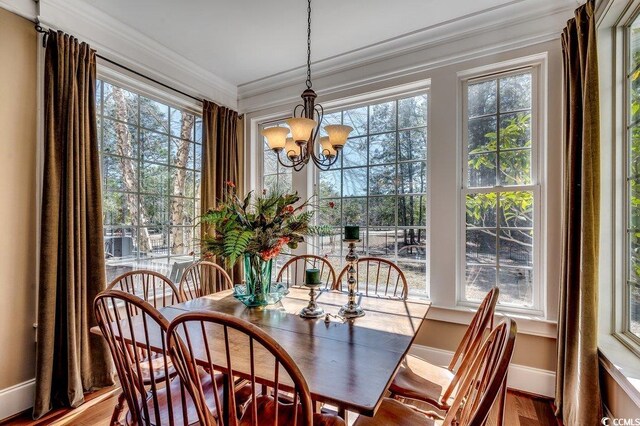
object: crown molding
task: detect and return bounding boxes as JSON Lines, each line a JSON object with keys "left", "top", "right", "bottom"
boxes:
{"left": 238, "top": 1, "right": 575, "bottom": 113}
{"left": 0, "top": 0, "right": 35, "bottom": 20}
{"left": 0, "top": 0, "right": 238, "bottom": 109}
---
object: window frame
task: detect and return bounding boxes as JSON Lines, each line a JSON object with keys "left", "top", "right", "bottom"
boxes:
{"left": 255, "top": 85, "right": 432, "bottom": 298}
{"left": 622, "top": 11, "right": 640, "bottom": 350}
{"left": 458, "top": 65, "right": 545, "bottom": 316}
{"left": 96, "top": 68, "right": 203, "bottom": 276}
{"left": 313, "top": 92, "right": 430, "bottom": 298}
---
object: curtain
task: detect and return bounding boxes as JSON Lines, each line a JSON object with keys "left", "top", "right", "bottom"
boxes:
{"left": 555, "top": 1, "right": 602, "bottom": 424}
{"left": 34, "top": 31, "right": 113, "bottom": 419}
{"left": 201, "top": 100, "right": 243, "bottom": 287}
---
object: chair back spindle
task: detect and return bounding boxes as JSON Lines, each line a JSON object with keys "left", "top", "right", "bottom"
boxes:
{"left": 167, "top": 311, "right": 315, "bottom": 426}
{"left": 444, "top": 318, "right": 517, "bottom": 426}
{"left": 108, "top": 270, "right": 183, "bottom": 308}
{"left": 277, "top": 255, "right": 337, "bottom": 290}
{"left": 180, "top": 261, "right": 234, "bottom": 301}
{"left": 94, "top": 290, "right": 196, "bottom": 426}
{"left": 336, "top": 257, "right": 408, "bottom": 299}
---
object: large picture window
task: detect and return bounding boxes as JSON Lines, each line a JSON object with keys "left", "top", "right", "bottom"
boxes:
{"left": 461, "top": 69, "right": 540, "bottom": 311}
{"left": 625, "top": 17, "right": 640, "bottom": 341}
{"left": 315, "top": 94, "right": 429, "bottom": 297}
{"left": 96, "top": 79, "right": 202, "bottom": 282}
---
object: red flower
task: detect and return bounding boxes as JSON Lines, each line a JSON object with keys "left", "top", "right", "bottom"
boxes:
{"left": 259, "top": 237, "right": 291, "bottom": 261}
{"left": 283, "top": 205, "right": 295, "bottom": 215}
{"left": 328, "top": 201, "right": 335, "bottom": 209}
{"left": 202, "top": 252, "right": 215, "bottom": 260}
{"left": 226, "top": 180, "right": 236, "bottom": 188}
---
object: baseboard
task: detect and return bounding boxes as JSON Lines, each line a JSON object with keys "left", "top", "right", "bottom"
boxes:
{"left": 409, "top": 344, "right": 556, "bottom": 398}
{"left": 0, "top": 379, "right": 35, "bottom": 421}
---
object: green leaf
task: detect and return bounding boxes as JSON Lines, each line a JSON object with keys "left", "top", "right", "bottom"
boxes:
{"left": 223, "top": 229, "right": 253, "bottom": 266}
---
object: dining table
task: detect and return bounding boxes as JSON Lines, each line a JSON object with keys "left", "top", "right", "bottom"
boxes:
{"left": 93, "top": 286, "right": 431, "bottom": 419}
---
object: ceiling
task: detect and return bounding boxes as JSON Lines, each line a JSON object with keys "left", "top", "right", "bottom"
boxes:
{"left": 81, "top": 0, "right": 561, "bottom": 88}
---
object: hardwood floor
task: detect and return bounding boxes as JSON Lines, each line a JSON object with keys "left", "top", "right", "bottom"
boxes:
{"left": 3, "top": 388, "right": 560, "bottom": 426}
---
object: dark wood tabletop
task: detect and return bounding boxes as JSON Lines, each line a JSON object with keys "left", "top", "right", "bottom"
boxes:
{"left": 93, "top": 287, "right": 430, "bottom": 417}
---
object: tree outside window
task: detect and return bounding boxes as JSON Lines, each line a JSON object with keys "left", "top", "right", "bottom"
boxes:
{"left": 463, "top": 71, "right": 537, "bottom": 309}
{"left": 315, "top": 94, "right": 429, "bottom": 297}
{"left": 97, "top": 80, "right": 201, "bottom": 282}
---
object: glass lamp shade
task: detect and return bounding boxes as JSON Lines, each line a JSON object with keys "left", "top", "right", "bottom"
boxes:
{"left": 285, "top": 137, "right": 301, "bottom": 159}
{"left": 286, "top": 117, "right": 317, "bottom": 143}
{"left": 261, "top": 126, "right": 289, "bottom": 150}
{"left": 324, "top": 125, "right": 353, "bottom": 148}
{"left": 319, "top": 136, "right": 337, "bottom": 157}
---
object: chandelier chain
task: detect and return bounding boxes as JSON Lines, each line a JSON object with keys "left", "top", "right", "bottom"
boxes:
{"left": 306, "top": 0, "right": 312, "bottom": 89}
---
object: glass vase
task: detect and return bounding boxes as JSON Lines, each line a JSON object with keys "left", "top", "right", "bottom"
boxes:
{"left": 234, "top": 254, "right": 278, "bottom": 307}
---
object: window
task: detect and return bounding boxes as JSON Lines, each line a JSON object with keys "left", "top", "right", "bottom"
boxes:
{"left": 625, "top": 17, "right": 640, "bottom": 341}
{"left": 96, "top": 79, "right": 202, "bottom": 282}
{"left": 315, "top": 94, "right": 429, "bottom": 297}
{"left": 461, "top": 69, "right": 540, "bottom": 311}
{"left": 261, "top": 122, "right": 293, "bottom": 194}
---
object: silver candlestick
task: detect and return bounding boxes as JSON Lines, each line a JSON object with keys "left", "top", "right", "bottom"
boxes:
{"left": 299, "top": 282, "right": 325, "bottom": 318}
{"left": 339, "top": 239, "right": 365, "bottom": 318}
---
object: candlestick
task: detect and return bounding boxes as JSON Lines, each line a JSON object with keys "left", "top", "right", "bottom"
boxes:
{"left": 344, "top": 225, "right": 360, "bottom": 241}
{"left": 305, "top": 268, "right": 321, "bottom": 285}
{"left": 300, "top": 269, "right": 325, "bottom": 319}
{"left": 339, "top": 239, "right": 365, "bottom": 318}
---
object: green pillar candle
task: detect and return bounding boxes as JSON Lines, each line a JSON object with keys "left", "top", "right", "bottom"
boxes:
{"left": 344, "top": 225, "right": 360, "bottom": 240}
{"left": 305, "top": 268, "right": 321, "bottom": 285}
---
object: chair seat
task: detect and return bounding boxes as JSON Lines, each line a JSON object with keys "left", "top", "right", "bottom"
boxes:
{"left": 240, "top": 395, "right": 345, "bottom": 426}
{"left": 139, "top": 372, "right": 217, "bottom": 426}
{"left": 388, "top": 354, "right": 455, "bottom": 409}
{"left": 137, "top": 371, "right": 251, "bottom": 426}
{"left": 139, "top": 353, "right": 176, "bottom": 383}
{"left": 353, "top": 398, "right": 436, "bottom": 426}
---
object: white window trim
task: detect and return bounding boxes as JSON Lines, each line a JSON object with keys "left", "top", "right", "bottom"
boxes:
{"left": 605, "top": 0, "right": 640, "bottom": 357}
{"left": 598, "top": 0, "right": 640, "bottom": 403}
{"left": 457, "top": 55, "right": 548, "bottom": 317}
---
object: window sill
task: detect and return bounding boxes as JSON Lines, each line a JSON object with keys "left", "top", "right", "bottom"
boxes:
{"left": 598, "top": 334, "right": 640, "bottom": 408}
{"left": 423, "top": 303, "right": 557, "bottom": 338}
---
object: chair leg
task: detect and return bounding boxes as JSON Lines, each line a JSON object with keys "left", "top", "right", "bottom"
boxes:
{"left": 338, "top": 406, "right": 348, "bottom": 423}
{"left": 496, "top": 381, "right": 507, "bottom": 426}
{"left": 110, "top": 392, "right": 126, "bottom": 426}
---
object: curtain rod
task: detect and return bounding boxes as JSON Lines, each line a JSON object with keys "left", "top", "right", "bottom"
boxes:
{"left": 33, "top": 21, "right": 244, "bottom": 113}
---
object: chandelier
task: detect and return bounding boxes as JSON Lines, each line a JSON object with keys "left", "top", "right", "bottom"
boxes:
{"left": 261, "top": 0, "right": 352, "bottom": 172}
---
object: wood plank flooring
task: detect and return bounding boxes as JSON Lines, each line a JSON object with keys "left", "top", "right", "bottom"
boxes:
{"left": 2, "top": 388, "right": 560, "bottom": 426}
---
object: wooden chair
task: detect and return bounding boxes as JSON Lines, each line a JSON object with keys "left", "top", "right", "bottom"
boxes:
{"left": 388, "top": 287, "right": 499, "bottom": 410}
{"left": 335, "top": 257, "right": 408, "bottom": 299}
{"left": 167, "top": 311, "right": 346, "bottom": 426}
{"left": 108, "top": 269, "right": 183, "bottom": 307}
{"left": 169, "top": 259, "right": 195, "bottom": 284}
{"left": 94, "top": 289, "right": 202, "bottom": 425}
{"left": 276, "top": 255, "right": 337, "bottom": 289}
{"left": 353, "top": 318, "right": 517, "bottom": 426}
{"left": 179, "top": 261, "right": 234, "bottom": 301}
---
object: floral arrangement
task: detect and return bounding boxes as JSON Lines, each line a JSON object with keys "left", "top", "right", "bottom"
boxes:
{"left": 199, "top": 182, "right": 315, "bottom": 267}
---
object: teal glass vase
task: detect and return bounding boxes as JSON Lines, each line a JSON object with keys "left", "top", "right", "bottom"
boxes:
{"left": 236, "top": 254, "right": 275, "bottom": 307}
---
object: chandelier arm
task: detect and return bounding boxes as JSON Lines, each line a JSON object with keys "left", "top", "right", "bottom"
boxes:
{"left": 309, "top": 151, "right": 340, "bottom": 170}
{"left": 293, "top": 104, "right": 305, "bottom": 118}
{"left": 276, "top": 150, "right": 299, "bottom": 169}
{"left": 311, "top": 103, "right": 324, "bottom": 144}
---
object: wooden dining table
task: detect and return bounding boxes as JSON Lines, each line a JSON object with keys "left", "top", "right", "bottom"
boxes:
{"left": 93, "top": 287, "right": 430, "bottom": 418}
